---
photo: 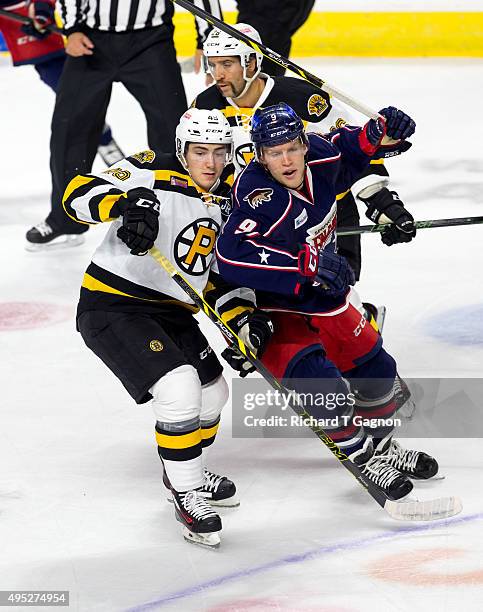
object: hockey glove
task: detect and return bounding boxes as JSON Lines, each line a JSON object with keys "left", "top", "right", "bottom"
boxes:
{"left": 32, "top": 0, "right": 56, "bottom": 29}
{"left": 359, "top": 107, "right": 415, "bottom": 158}
{"left": 361, "top": 188, "right": 416, "bottom": 246}
{"left": 22, "top": 1, "right": 56, "bottom": 38}
{"left": 298, "top": 245, "right": 354, "bottom": 299}
{"left": 381, "top": 106, "right": 416, "bottom": 141}
{"left": 116, "top": 187, "right": 160, "bottom": 255}
{"left": 221, "top": 310, "right": 274, "bottom": 377}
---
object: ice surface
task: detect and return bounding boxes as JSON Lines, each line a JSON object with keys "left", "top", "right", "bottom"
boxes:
{"left": 0, "top": 57, "right": 482, "bottom": 611}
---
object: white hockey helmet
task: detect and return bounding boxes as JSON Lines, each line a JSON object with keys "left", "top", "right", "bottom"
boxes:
{"left": 203, "top": 23, "right": 264, "bottom": 97}
{"left": 175, "top": 108, "right": 233, "bottom": 170}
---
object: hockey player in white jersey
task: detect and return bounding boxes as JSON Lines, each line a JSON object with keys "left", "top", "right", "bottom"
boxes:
{"left": 63, "top": 109, "right": 272, "bottom": 548}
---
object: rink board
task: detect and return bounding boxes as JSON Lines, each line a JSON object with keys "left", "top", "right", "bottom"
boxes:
{"left": 1, "top": 10, "right": 483, "bottom": 57}
{"left": 172, "top": 11, "right": 483, "bottom": 58}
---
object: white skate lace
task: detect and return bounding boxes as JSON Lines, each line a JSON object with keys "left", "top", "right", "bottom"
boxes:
{"left": 203, "top": 469, "right": 224, "bottom": 493}
{"left": 181, "top": 491, "right": 217, "bottom": 520}
{"left": 35, "top": 221, "right": 53, "bottom": 237}
{"left": 385, "top": 439, "right": 419, "bottom": 473}
{"left": 362, "top": 455, "right": 403, "bottom": 489}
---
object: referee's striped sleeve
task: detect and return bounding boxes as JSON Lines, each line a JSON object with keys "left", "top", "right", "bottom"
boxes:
{"left": 192, "top": 0, "right": 222, "bottom": 48}
{"left": 57, "top": 0, "right": 88, "bottom": 31}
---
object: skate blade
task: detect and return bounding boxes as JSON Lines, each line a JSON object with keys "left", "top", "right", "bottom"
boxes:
{"left": 182, "top": 527, "right": 220, "bottom": 549}
{"left": 396, "top": 398, "right": 416, "bottom": 420}
{"left": 384, "top": 495, "right": 463, "bottom": 521}
{"left": 375, "top": 305, "right": 387, "bottom": 333}
{"left": 25, "top": 234, "right": 85, "bottom": 252}
{"left": 411, "top": 473, "right": 446, "bottom": 482}
{"left": 203, "top": 495, "right": 240, "bottom": 508}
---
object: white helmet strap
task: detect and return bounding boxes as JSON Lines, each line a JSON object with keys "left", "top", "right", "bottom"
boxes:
{"left": 238, "top": 53, "right": 261, "bottom": 98}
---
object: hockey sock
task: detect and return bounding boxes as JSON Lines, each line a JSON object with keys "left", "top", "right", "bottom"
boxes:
{"left": 200, "top": 415, "right": 220, "bottom": 450}
{"left": 155, "top": 420, "right": 204, "bottom": 492}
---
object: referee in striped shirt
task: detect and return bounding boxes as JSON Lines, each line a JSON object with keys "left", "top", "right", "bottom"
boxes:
{"left": 26, "top": 0, "right": 222, "bottom": 248}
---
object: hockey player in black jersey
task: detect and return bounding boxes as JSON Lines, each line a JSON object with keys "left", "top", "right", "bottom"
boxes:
{"left": 64, "top": 109, "right": 269, "bottom": 548}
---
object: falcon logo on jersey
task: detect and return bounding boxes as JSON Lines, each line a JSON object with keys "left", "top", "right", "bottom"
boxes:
{"left": 131, "top": 150, "right": 155, "bottom": 164}
{"left": 306, "top": 203, "right": 337, "bottom": 249}
{"left": 243, "top": 188, "right": 273, "bottom": 209}
{"left": 307, "top": 94, "right": 329, "bottom": 118}
{"left": 174, "top": 218, "right": 220, "bottom": 276}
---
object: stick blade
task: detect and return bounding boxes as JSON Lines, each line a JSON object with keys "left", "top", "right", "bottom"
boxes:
{"left": 384, "top": 496, "right": 463, "bottom": 521}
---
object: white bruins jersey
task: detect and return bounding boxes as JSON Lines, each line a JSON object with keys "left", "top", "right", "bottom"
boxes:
{"left": 192, "top": 76, "right": 389, "bottom": 192}
{"left": 63, "top": 150, "right": 248, "bottom": 316}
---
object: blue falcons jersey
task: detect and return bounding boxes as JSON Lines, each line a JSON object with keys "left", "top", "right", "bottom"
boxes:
{"left": 216, "top": 127, "right": 375, "bottom": 315}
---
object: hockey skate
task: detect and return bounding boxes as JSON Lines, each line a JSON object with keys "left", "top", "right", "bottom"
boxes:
{"left": 352, "top": 439, "right": 413, "bottom": 501}
{"left": 394, "top": 375, "right": 416, "bottom": 419}
{"left": 172, "top": 489, "right": 222, "bottom": 548}
{"left": 199, "top": 469, "right": 239, "bottom": 507}
{"left": 363, "top": 302, "right": 387, "bottom": 333}
{"left": 164, "top": 468, "right": 239, "bottom": 507}
{"left": 374, "top": 436, "right": 439, "bottom": 480}
{"left": 25, "top": 221, "right": 85, "bottom": 251}
{"left": 98, "top": 137, "right": 125, "bottom": 167}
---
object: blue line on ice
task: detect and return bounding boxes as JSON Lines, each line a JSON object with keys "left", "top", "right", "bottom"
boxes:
{"left": 126, "top": 512, "right": 483, "bottom": 611}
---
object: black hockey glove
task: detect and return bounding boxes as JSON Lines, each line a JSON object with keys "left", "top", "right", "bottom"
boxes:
{"left": 116, "top": 187, "right": 160, "bottom": 255}
{"left": 298, "top": 244, "right": 354, "bottom": 299}
{"left": 221, "top": 310, "right": 274, "bottom": 377}
{"left": 361, "top": 188, "right": 416, "bottom": 246}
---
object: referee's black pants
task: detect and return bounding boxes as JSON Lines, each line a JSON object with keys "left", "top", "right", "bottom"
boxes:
{"left": 237, "top": 0, "right": 315, "bottom": 77}
{"left": 48, "top": 26, "right": 187, "bottom": 233}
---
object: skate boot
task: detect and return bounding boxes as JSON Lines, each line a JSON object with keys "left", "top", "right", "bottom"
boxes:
{"left": 375, "top": 435, "right": 439, "bottom": 480}
{"left": 25, "top": 220, "right": 85, "bottom": 251}
{"left": 394, "top": 375, "right": 416, "bottom": 419}
{"left": 172, "top": 488, "right": 222, "bottom": 548}
{"left": 352, "top": 438, "right": 413, "bottom": 501}
{"left": 163, "top": 467, "right": 239, "bottom": 507}
{"left": 200, "top": 468, "right": 239, "bottom": 507}
{"left": 362, "top": 302, "right": 387, "bottom": 333}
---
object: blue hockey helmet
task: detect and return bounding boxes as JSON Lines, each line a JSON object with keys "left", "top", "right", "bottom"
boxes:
{"left": 250, "top": 102, "right": 307, "bottom": 160}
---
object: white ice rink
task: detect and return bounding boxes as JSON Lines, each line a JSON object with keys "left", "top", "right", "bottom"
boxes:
{"left": 1, "top": 56, "right": 483, "bottom": 611}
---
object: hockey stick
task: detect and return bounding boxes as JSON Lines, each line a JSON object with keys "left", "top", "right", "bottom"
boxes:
{"left": 337, "top": 215, "right": 483, "bottom": 236}
{"left": 0, "top": 7, "right": 64, "bottom": 35}
{"left": 150, "top": 246, "right": 462, "bottom": 521}
{"left": 170, "top": 0, "right": 379, "bottom": 120}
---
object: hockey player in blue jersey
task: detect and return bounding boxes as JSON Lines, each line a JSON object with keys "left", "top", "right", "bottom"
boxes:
{"left": 216, "top": 103, "right": 438, "bottom": 500}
